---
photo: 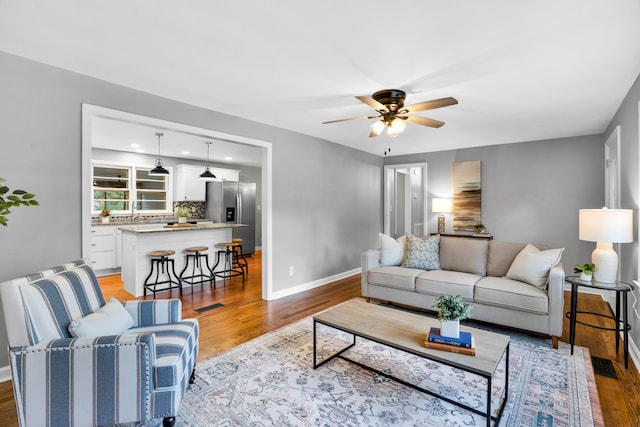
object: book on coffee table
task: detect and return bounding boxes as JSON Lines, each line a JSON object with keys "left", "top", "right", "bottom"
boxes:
{"left": 424, "top": 337, "right": 476, "bottom": 356}
{"left": 427, "top": 327, "right": 473, "bottom": 348}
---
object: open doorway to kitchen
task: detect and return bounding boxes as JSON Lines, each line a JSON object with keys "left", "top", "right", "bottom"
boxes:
{"left": 81, "top": 104, "right": 274, "bottom": 300}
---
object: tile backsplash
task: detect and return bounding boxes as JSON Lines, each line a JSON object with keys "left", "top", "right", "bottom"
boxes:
{"left": 91, "top": 201, "right": 207, "bottom": 225}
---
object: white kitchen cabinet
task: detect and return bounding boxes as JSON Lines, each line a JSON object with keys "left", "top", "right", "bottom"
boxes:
{"left": 211, "top": 167, "right": 239, "bottom": 182}
{"left": 90, "top": 226, "right": 118, "bottom": 273}
{"left": 175, "top": 165, "right": 207, "bottom": 201}
{"left": 175, "top": 164, "right": 240, "bottom": 200}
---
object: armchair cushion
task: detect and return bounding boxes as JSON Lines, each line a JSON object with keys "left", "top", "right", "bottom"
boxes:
{"left": 68, "top": 297, "right": 135, "bottom": 338}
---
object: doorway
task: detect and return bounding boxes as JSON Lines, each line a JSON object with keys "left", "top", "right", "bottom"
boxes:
{"left": 81, "top": 104, "right": 274, "bottom": 300}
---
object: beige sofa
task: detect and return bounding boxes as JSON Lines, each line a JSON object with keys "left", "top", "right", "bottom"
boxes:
{"left": 361, "top": 235, "right": 565, "bottom": 348}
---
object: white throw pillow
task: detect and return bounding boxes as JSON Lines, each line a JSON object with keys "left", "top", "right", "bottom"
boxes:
{"left": 506, "top": 244, "right": 564, "bottom": 289}
{"left": 379, "top": 233, "right": 407, "bottom": 266}
{"left": 68, "top": 297, "right": 135, "bottom": 338}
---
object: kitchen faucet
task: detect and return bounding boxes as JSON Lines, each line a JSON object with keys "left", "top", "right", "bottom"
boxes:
{"left": 130, "top": 200, "right": 138, "bottom": 220}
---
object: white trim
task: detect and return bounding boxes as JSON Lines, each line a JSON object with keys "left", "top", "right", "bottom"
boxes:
{"left": 267, "top": 268, "right": 360, "bottom": 300}
{"left": 605, "top": 125, "right": 621, "bottom": 209}
{"left": 82, "top": 104, "right": 273, "bottom": 300}
{"left": 0, "top": 365, "right": 11, "bottom": 383}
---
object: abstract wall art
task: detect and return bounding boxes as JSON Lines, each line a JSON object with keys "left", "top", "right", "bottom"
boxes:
{"left": 452, "top": 160, "right": 481, "bottom": 231}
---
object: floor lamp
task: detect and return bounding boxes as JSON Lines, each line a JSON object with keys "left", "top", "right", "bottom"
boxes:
{"left": 432, "top": 198, "right": 452, "bottom": 234}
{"left": 578, "top": 208, "right": 633, "bottom": 283}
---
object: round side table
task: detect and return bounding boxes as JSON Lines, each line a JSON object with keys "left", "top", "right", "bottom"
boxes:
{"left": 565, "top": 276, "right": 634, "bottom": 369}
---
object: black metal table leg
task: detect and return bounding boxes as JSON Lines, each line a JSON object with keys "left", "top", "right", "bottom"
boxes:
{"left": 569, "top": 282, "right": 578, "bottom": 355}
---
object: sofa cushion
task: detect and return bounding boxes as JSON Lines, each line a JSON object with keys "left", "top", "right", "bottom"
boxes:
{"left": 505, "top": 244, "right": 564, "bottom": 289}
{"left": 403, "top": 234, "right": 440, "bottom": 270}
{"left": 19, "top": 265, "right": 106, "bottom": 344}
{"left": 474, "top": 276, "right": 549, "bottom": 314}
{"left": 379, "top": 233, "right": 407, "bottom": 266}
{"left": 415, "top": 270, "right": 479, "bottom": 300}
{"left": 68, "top": 297, "right": 135, "bottom": 338}
{"left": 486, "top": 241, "right": 549, "bottom": 277}
{"left": 439, "top": 237, "right": 488, "bottom": 276}
{"left": 368, "top": 266, "right": 423, "bottom": 291}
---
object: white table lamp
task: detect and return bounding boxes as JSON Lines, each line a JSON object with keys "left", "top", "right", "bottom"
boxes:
{"left": 432, "top": 198, "right": 452, "bottom": 234}
{"left": 579, "top": 208, "right": 633, "bottom": 283}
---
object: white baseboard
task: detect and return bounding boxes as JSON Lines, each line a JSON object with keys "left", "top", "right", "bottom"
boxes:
{"left": 0, "top": 365, "right": 11, "bottom": 383}
{"left": 268, "top": 268, "right": 360, "bottom": 300}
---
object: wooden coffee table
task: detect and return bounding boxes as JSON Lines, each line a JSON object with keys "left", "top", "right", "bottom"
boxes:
{"left": 313, "top": 299, "right": 510, "bottom": 427}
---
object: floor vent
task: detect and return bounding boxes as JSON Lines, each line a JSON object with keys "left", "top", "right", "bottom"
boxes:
{"left": 591, "top": 356, "right": 617, "bottom": 379}
{"left": 195, "top": 303, "right": 224, "bottom": 313}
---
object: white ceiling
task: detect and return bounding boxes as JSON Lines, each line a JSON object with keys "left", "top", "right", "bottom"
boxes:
{"left": 1, "top": 1, "right": 640, "bottom": 157}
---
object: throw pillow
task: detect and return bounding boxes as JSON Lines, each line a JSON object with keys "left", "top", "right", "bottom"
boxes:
{"left": 68, "top": 297, "right": 135, "bottom": 338}
{"left": 403, "top": 234, "right": 441, "bottom": 270}
{"left": 505, "top": 244, "right": 564, "bottom": 288}
{"left": 379, "top": 233, "right": 407, "bottom": 266}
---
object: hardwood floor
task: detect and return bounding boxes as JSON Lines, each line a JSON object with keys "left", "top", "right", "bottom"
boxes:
{"left": 0, "top": 251, "right": 638, "bottom": 426}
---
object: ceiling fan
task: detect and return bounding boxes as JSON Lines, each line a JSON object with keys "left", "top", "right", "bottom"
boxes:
{"left": 323, "top": 89, "right": 458, "bottom": 139}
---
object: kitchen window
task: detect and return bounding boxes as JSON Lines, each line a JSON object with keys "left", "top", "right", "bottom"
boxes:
{"left": 92, "top": 163, "right": 171, "bottom": 214}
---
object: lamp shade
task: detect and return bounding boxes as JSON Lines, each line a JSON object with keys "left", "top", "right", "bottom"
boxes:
{"left": 432, "top": 198, "right": 452, "bottom": 213}
{"left": 579, "top": 208, "right": 633, "bottom": 243}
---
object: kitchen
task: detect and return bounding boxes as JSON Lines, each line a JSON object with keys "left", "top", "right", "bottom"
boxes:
{"left": 88, "top": 112, "right": 263, "bottom": 297}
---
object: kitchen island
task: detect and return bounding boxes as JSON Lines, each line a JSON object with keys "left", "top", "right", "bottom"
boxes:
{"left": 119, "top": 222, "right": 247, "bottom": 297}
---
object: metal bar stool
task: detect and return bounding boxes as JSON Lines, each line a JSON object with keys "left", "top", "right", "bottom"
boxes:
{"left": 231, "top": 238, "right": 248, "bottom": 274}
{"left": 179, "top": 246, "right": 214, "bottom": 291}
{"left": 143, "top": 250, "right": 182, "bottom": 299}
{"left": 211, "top": 242, "right": 245, "bottom": 287}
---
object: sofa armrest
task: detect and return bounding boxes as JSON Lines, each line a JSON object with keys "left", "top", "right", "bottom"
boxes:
{"left": 361, "top": 250, "right": 380, "bottom": 297}
{"left": 10, "top": 333, "right": 156, "bottom": 426}
{"left": 547, "top": 262, "right": 565, "bottom": 337}
{"left": 124, "top": 299, "right": 182, "bottom": 327}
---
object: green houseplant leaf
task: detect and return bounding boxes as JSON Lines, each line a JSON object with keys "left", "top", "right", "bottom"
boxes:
{"left": 0, "top": 177, "right": 39, "bottom": 226}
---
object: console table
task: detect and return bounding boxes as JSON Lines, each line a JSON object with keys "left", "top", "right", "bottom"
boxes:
{"left": 431, "top": 233, "right": 493, "bottom": 240}
{"left": 565, "top": 276, "right": 634, "bottom": 368}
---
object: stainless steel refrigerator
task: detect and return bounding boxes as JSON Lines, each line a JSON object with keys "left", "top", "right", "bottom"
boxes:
{"left": 205, "top": 181, "right": 256, "bottom": 255}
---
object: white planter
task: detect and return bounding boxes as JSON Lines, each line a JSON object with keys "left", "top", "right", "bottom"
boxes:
{"left": 178, "top": 217, "right": 187, "bottom": 224}
{"left": 440, "top": 320, "right": 460, "bottom": 339}
{"left": 580, "top": 272, "right": 592, "bottom": 282}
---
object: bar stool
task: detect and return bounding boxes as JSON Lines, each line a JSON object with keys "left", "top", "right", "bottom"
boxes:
{"left": 231, "top": 238, "right": 248, "bottom": 274}
{"left": 179, "top": 246, "right": 214, "bottom": 291}
{"left": 211, "top": 242, "right": 245, "bottom": 287}
{"left": 143, "top": 250, "right": 181, "bottom": 299}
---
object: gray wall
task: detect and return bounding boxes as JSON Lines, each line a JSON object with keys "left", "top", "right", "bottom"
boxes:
{"left": 0, "top": 51, "right": 383, "bottom": 367}
{"left": 604, "top": 71, "right": 640, "bottom": 349}
{"left": 385, "top": 135, "right": 605, "bottom": 276}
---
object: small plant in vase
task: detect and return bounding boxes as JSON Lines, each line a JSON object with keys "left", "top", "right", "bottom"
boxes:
{"left": 100, "top": 208, "right": 111, "bottom": 224}
{"left": 174, "top": 207, "right": 192, "bottom": 224}
{"left": 474, "top": 222, "right": 486, "bottom": 233}
{"left": 432, "top": 294, "right": 472, "bottom": 339}
{"left": 574, "top": 263, "right": 595, "bottom": 282}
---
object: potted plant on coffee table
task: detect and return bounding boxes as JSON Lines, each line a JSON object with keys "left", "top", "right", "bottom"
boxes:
{"left": 433, "top": 294, "right": 472, "bottom": 339}
{"left": 0, "top": 177, "right": 39, "bottom": 226}
{"left": 174, "top": 207, "right": 192, "bottom": 224}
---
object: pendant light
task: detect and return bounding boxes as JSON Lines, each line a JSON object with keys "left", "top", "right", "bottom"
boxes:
{"left": 148, "top": 132, "right": 170, "bottom": 176}
{"left": 199, "top": 141, "right": 217, "bottom": 181}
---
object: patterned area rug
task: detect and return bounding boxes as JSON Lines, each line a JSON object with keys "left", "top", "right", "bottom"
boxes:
{"left": 149, "top": 304, "right": 603, "bottom": 426}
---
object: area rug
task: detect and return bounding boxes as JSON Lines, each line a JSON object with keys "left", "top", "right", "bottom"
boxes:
{"left": 148, "top": 304, "right": 603, "bottom": 426}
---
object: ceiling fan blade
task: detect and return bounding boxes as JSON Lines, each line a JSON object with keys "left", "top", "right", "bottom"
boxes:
{"left": 403, "top": 97, "right": 458, "bottom": 114}
{"left": 355, "top": 95, "right": 389, "bottom": 112}
{"left": 404, "top": 115, "right": 445, "bottom": 128}
{"left": 322, "top": 115, "right": 378, "bottom": 124}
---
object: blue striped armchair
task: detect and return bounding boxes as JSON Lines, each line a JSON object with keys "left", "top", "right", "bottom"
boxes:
{"left": 0, "top": 259, "right": 199, "bottom": 427}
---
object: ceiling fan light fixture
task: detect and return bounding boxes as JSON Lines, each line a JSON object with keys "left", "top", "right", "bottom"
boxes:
{"left": 199, "top": 141, "right": 217, "bottom": 181}
{"left": 387, "top": 118, "right": 406, "bottom": 138}
{"left": 369, "top": 120, "right": 385, "bottom": 137}
{"left": 148, "top": 132, "right": 170, "bottom": 176}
